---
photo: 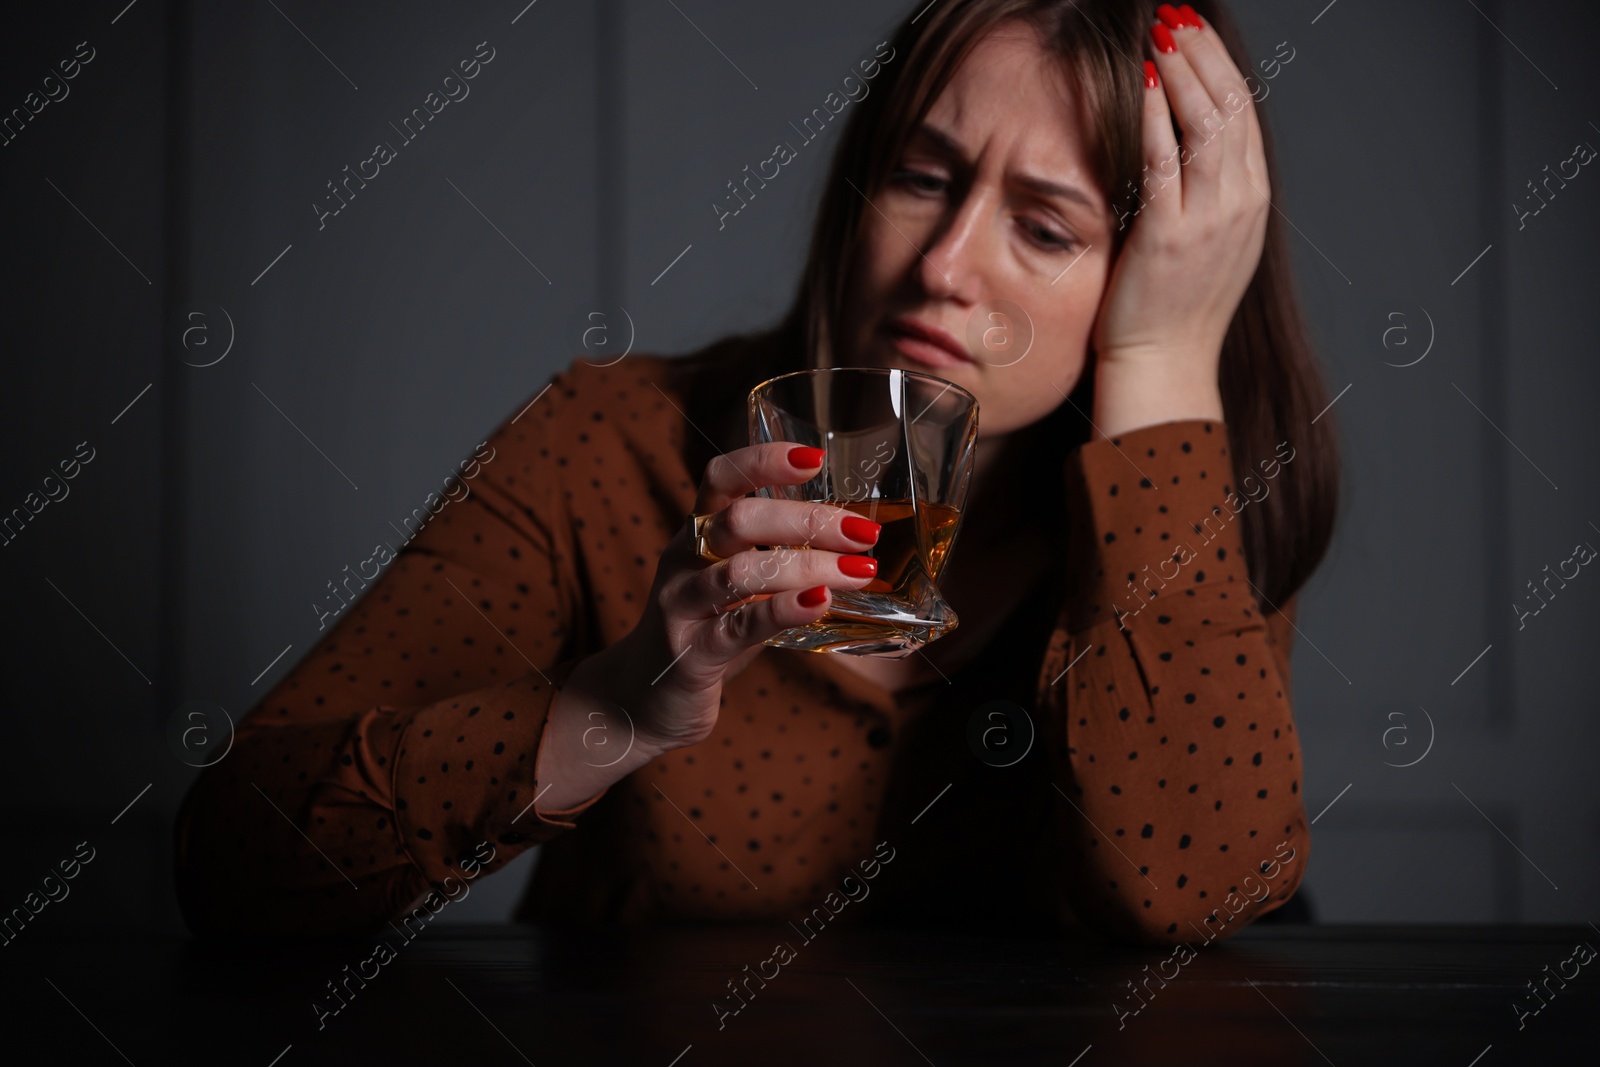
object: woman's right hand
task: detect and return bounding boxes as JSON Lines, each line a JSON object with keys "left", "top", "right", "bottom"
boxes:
{"left": 579, "top": 441, "right": 885, "bottom": 757}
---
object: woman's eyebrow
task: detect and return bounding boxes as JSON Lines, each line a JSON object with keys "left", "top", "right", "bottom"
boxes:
{"left": 914, "top": 122, "right": 1101, "bottom": 212}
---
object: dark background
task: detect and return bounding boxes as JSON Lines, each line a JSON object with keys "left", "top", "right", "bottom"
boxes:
{"left": 2, "top": 0, "right": 1596, "bottom": 935}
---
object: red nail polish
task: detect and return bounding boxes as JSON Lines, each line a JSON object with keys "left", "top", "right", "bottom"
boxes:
{"left": 840, "top": 515, "right": 881, "bottom": 544}
{"left": 1156, "top": 4, "right": 1184, "bottom": 29}
{"left": 798, "top": 585, "right": 828, "bottom": 607}
{"left": 837, "top": 555, "right": 878, "bottom": 578}
{"left": 1151, "top": 22, "right": 1177, "bottom": 53}
{"left": 788, "top": 445, "right": 825, "bottom": 469}
{"left": 1178, "top": 4, "right": 1204, "bottom": 28}
{"left": 1143, "top": 59, "right": 1160, "bottom": 89}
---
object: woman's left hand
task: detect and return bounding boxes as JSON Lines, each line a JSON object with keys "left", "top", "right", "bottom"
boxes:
{"left": 1088, "top": 5, "right": 1270, "bottom": 438}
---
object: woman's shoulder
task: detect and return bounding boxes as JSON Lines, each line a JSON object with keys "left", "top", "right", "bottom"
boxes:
{"left": 497, "top": 352, "right": 689, "bottom": 449}
{"left": 504, "top": 331, "right": 789, "bottom": 458}
{"left": 476, "top": 353, "right": 706, "bottom": 517}
{"left": 488, "top": 330, "right": 792, "bottom": 496}
{"left": 533, "top": 351, "right": 681, "bottom": 417}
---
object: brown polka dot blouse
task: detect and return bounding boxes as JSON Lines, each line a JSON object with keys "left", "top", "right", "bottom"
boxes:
{"left": 174, "top": 353, "right": 1309, "bottom": 944}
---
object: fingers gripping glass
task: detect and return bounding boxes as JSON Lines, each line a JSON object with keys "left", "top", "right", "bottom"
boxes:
{"left": 748, "top": 367, "right": 979, "bottom": 657}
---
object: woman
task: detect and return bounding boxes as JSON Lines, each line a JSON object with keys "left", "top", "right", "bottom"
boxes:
{"left": 175, "top": 0, "right": 1338, "bottom": 946}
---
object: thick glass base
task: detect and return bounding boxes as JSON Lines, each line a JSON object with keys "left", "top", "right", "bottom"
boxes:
{"left": 764, "top": 593, "right": 959, "bottom": 657}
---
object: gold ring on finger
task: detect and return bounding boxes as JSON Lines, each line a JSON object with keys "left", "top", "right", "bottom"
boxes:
{"left": 687, "top": 512, "right": 725, "bottom": 563}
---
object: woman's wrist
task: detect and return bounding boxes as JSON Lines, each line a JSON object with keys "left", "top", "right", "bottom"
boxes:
{"left": 533, "top": 639, "right": 671, "bottom": 813}
{"left": 1091, "top": 350, "right": 1224, "bottom": 439}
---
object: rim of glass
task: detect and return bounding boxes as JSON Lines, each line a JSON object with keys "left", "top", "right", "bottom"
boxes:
{"left": 749, "top": 365, "right": 978, "bottom": 409}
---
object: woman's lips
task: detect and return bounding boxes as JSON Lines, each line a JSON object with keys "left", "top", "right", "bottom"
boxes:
{"left": 884, "top": 317, "right": 973, "bottom": 369}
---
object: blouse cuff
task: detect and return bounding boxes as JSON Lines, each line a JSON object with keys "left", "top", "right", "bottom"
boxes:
{"left": 391, "top": 657, "right": 599, "bottom": 884}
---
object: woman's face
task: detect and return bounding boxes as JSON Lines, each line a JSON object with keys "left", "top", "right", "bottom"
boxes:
{"left": 839, "top": 22, "right": 1115, "bottom": 438}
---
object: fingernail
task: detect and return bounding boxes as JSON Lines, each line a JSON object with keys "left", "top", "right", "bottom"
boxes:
{"left": 840, "top": 516, "right": 881, "bottom": 544}
{"left": 1178, "top": 4, "right": 1204, "bottom": 28}
{"left": 1156, "top": 4, "right": 1184, "bottom": 29}
{"left": 837, "top": 555, "right": 878, "bottom": 579}
{"left": 1143, "top": 59, "right": 1160, "bottom": 89}
{"left": 788, "top": 445, "right": 825, "bottom": 469}
{"left": 798, "top": 585, "right": 828, "bottom": 607}
{"left": 1151, "top": 22, "right": 1177, "bottom": 53}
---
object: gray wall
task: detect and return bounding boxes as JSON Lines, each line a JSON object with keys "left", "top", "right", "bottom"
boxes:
{"left": 2, "top": 0, "right": 1596, "bottom": 935}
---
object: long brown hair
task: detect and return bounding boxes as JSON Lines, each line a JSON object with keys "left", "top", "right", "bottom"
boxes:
{"left": 669, "top": 0, "right": 1340, "bottom": 612}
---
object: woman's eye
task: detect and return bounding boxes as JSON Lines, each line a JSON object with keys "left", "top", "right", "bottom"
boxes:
{"left": 1022, "top": 218, "right": 1076, "bottom": 251}
{"left": 892, "top": 169, "right": 947, "bottom": 194}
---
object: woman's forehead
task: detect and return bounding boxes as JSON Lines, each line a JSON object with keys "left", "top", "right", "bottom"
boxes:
{"left": 931, "top": 27, "right": 1090, "bottom": 139}
{"left": 922, "top": 29, "right": 1101, "bottom": 188}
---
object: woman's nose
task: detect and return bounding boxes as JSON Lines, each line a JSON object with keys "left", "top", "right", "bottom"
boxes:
{"left": 917, "top": 192, "right": 989, "bottom": 303}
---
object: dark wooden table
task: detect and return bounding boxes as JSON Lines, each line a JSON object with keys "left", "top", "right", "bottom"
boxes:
{"left": 2, "top": 923, "right": 1592, "bottom": 1064}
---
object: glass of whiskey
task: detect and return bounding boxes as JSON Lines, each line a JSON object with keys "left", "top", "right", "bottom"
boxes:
{"left": 747, "top": 366, "right": 979, "bottom": 657}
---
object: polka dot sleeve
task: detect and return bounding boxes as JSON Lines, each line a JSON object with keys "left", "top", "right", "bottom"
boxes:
{"left": 1036, "top": 418, "right": 1309, "bottom": 945}
{"left": 174, "top": 378, "right": 606, "bottom": 936}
